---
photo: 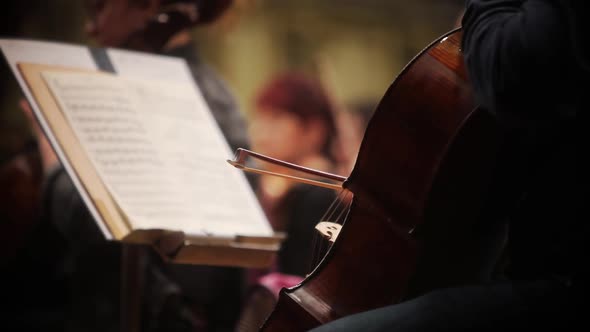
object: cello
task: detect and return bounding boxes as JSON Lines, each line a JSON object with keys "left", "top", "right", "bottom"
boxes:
{"left": 233, "top": 28, "right": 507, "bottom": 331}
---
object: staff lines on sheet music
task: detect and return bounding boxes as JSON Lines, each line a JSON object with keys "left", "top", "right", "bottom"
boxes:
{"left": 42, "top": 70, "right": 272, "bottom": 236}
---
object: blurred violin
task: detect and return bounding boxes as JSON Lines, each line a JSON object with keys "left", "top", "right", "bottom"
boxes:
{"left": 122, "top": 0, "right": 233, "bottom": 52}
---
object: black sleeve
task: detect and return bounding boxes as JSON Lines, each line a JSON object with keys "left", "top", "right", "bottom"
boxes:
{"left": 43, "top": 166, "right": 105, "bottom": 253}
{"left": 461, "top": 0, "right": 575, "bottom": 125}
{"left": 277, "top": 186, "right": 337, "bottom": 276}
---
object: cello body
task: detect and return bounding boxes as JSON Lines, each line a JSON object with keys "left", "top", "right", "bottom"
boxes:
{"left": 261, "top": 29, "right": 504, "bottom": 331}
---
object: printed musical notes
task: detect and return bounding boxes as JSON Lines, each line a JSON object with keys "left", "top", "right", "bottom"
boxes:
{"left": 43, "top": 71, "right": 271, "bottom": 237}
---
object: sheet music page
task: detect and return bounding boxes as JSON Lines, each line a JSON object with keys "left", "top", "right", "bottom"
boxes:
{"left": 0, "top": 39, "right": 97, "bottom": 70}
{"left": 42, "top": 70, "right": 272, "bottom": 237}
{"left": 107, "top": 48, "right": 194, "bottom": 85}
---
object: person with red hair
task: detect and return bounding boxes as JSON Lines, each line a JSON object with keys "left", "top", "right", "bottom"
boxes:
{"left": 235, "top": 72, "right": 342, "bottom": 331}
{"left": 251, "top": 71, "right": 340, "bottom": 274}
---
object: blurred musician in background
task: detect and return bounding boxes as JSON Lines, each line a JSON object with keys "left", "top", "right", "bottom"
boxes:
{"left": 248, "top": 71, "right": 341, "bottom": 276}
{"left": 235, "top": 71, "right": 342, "bottom": 332}
{"left": 84, "top": 0, "right": 249, "bottom": 152}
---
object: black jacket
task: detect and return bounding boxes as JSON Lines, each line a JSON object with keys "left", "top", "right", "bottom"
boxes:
{"left": 462, "top": 0, "right": 583, "bottom": 284}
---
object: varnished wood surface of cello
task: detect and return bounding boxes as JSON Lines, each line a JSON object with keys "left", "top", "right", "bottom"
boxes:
{"left": 260, "top": 28, "right": 504, "bottom": 331}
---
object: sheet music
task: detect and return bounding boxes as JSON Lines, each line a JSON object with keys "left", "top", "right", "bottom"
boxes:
{"left": 42, "top": 70, "right": 272, "bottom": 237}
{"left": 0, "top": 39, "right": 97, "bottom": 70}
{"left": 107, "top": 48, "right": 194, "bottom": 85}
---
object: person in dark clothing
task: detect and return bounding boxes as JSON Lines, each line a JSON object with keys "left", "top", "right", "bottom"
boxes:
{"left": 308, "top": 1, "right": 584, "bottom": 331}
{"left": 10, "top": 1, "right": 250, "bottom": 331}
{"left": 234, "top": 72, "right": 342, "bottom": 331}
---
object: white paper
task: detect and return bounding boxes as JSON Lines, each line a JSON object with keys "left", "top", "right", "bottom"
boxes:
{"left": 42, "top": 70, "right": 272, "bottom": 238}
{"left": 107, "top": 48, "right": 194, "bottom": 85}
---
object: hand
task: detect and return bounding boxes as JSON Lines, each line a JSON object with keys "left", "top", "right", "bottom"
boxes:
{"left": 19, "top": 98, "right": 60, "bottom": 173}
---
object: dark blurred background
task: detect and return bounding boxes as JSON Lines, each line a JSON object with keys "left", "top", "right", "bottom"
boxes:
{"left": 1, "top": 0, "right": 464, "bottom": 161}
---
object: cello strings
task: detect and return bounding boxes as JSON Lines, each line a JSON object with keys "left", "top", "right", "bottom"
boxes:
{"left": 319, "top": 189, "right": 346, "bottom": 223}
{"left": 309, "top": 190, "right": 353, "bottom": 272}
{"left": 335, "top": 191, "right": 353, "bottom": 225}
{"left": 309, "top": 190, "right": 346, "bottom": 273}
{"left": 310, "top": 229, "right": 320, "bottom": 273}
{"left": 312, "top": 191, "right": 351, "bottom": 269}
